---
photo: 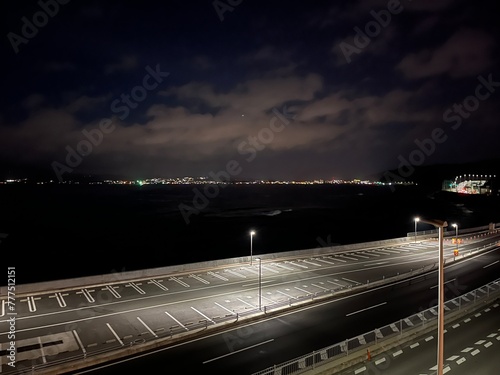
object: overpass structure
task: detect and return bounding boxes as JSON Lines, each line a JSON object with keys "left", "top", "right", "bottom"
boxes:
{"left": 0, "top": 224, "right": 499, "bottom": 374}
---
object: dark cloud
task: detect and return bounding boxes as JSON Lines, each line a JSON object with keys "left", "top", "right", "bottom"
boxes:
{"left": 0, "top": 0, "right": 499, "bottom": 180}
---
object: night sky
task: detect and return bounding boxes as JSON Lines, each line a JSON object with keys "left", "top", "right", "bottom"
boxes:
{"left": 1, "top": 0, "right": 500, "bottom": 182}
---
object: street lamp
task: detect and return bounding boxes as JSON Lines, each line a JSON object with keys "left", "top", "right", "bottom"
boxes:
{"left": 256, "top": 257, "right": 262, "bottom": 311}
{"left": 452, "top": 223, "right": 458, "bottom": 256}
{"left": 418, "top": 218, "right": 447, "bottom": 375}
{"left": 250, "top": 230, "right": 255, "bottom": 266}
{"left": 414, "top": 217, "right": 420, "bottom": 243}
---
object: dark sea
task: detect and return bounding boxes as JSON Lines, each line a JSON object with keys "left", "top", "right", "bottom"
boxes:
{"left": 1, "top": 183, "right": 500, "bottom": 285}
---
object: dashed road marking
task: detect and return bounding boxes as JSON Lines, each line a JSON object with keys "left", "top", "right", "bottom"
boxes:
{"left": 190, "top": 274, "right": 210, "bottom": 285}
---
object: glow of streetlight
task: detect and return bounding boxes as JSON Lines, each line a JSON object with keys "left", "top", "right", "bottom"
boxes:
{"left": 250, "top": 230, "right": 256, "bottom": 266}
{"left": 414, "top": 217, "right": 420, "bottom": 243}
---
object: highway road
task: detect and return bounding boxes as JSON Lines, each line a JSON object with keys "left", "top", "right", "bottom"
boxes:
{"left": 0, "top": 232, "right": 499, "bottom": 374}
{"left": 62, "top": 244, "right": 500, "bottom": 375}
{"left": 338, "top": 298, "right": 500, "bottom": 375}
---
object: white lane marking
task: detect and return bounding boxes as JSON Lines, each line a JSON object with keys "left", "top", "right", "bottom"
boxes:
{"left": 103, "top": 285, "right": 121, "bottom": 298}
{"left": 364, "top": 262, "right": 388, "bottom": 267}
{"left": 137, "top": 317, "right": 157, "bottom": 337}
{"left": 73, "top": 329, "right": 86, "bottom": 355}
{"left": 474, "top": 313, "right": 481, "bottom": 317}
{"left": 311, "top": 283, "right": 329, "bottom": 291}
{"left": 315, "top": 258, "right": 336, "bottom": 265}
{"left": 148, "top": 279, "right": 169, "bottom": 291}
{"left": 353, "top": 253, "right": 370, "bottom": 259}
{"left": 126, "top": 282, "right": 146, "bottom": 294}
{"left": 226, "top": 270, "right": 247, "bottom": 279}
{"left": 78, "top": 289, "right": 96, "bottom": 303}
{"left": 484, "top": 342, "right": 493, "bottom": 348}
{"left": 339, "top": 255, "right": 358, "bottom": 261}
{"left": 48, "top": 292, "right": 68, "bottom": 308}
{"left": 444, "top": 366, "right": 451, "bottom": 374}
{"left": 327, "top": 280, "right": 344, "bottom": 287}
{"left": 471, "top": 349, "right": 480, "bottom": 356}
{"left": 447, "top": 355, "right": 459, "bottom": 361}
{"left": 346, "top": 302, "right": 387, "bottom": 317}
{"left": 487, "top": 333, "right": 498, "bottom": 338}
{"left": 202, "top": 339, "right": 274, "bottom": 364}
{"left": 461, "top": 347, "right": 473, "bottom": 353}
{"left": 393, "top": 349, "right": 403, "bottom": 357}
{"left": 375, "top": 358, "right": 386, "bottom": 365}
{"left": 464, "top": 318, "right": 471, "bottom": 323}
{"left": 331, "top": 256, "right": 347, "bottom": 263}
{"left": 214, "top": 302, "right": 236, "bottom": 315}
{"left": 410, "top": 342, "right": 419, "bottom": 349}
{"left": 302, "top": 259, "right": 322, "bottom": 267}
{"left": 236, "top": 297, "right": 256, "bottom": 308}
{"left": 342, "top": 277, "right": 360, "bottom": 285}
{"left": 38, "top": 336, "right": 47, "bottom": 363}
{"left": 288, "top": 261, "right": 308, "bottom": 269}
{"left": 169, "top": 277, "right": 190, "bottom": 287}
{"left": 106, "top": 323, "right": 124, "bottom": 346}
{"left": 425, "top": 336, "right": 434, "bottom": 342}
{"left": 430, "top": 278, "right": 456, "bottom": 289}
{"left": 294, "top": 286, "right": 313, "bottom": 295}
{"left": 165, "top": 311, "right": 188, "bottom": 331}
{"left": 191, "top": 307, "right": 215, "bottom": 324}
{"left": 483, "top": 260, "right": 499, "bottom": 268}
{"left": 190, "top": 274, "right": 210, "bottom": 285}
{"left": 452, "top": 323, "right": 460, "bottom": 329}
{"left": 262, "top": 265, "right": 280, "bottom": 274}
{"left": 21, "top": 296, "right": 40, "bottom": 312}
{"left": 354, "top": 366, "right": 366, "bottom": 374}
{"left": 276, "top": 290, "right": 297, "bottom": 300}
{"left": 273, "top": 263, "right": 295, "bottom": 271}
{"left": 208, "top": 271, "right": 229, "bottom": 281}
{"left": 366, "top": 251, "right": 380, "bottom": 257}
{"left": 456, "top": 357, "right": 466, "bottom": 365}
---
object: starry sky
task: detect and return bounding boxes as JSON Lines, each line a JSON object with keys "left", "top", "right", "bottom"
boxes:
{"left": 1, "top": 0, "right": 500, "bottom": 182}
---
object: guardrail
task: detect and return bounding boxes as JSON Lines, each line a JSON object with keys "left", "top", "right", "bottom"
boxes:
{"left": 252, "top": 276, "right": 500, "bottom": 375}
{"left": 5, "top": 241, "right": 499, "bottom": 374}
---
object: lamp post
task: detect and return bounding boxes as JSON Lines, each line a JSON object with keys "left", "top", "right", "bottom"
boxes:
{"left": 250, "top": 230, "right": 255, "bottom": 266}
{"left": 256, "top": 257, "right": 262, "bottom": 311}
{"left": 418, "top": 218, "right": 447, "bottom": 375}
{"left": 414, "top": 217, "right": 420, "bottom": 243}
{"left": 452, "top": 223, "right": 458, "bottom": 255}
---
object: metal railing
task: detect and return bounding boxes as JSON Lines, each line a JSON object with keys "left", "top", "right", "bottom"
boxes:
{"left": 5, "top": 241, "right": 499, "bottom": 375}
